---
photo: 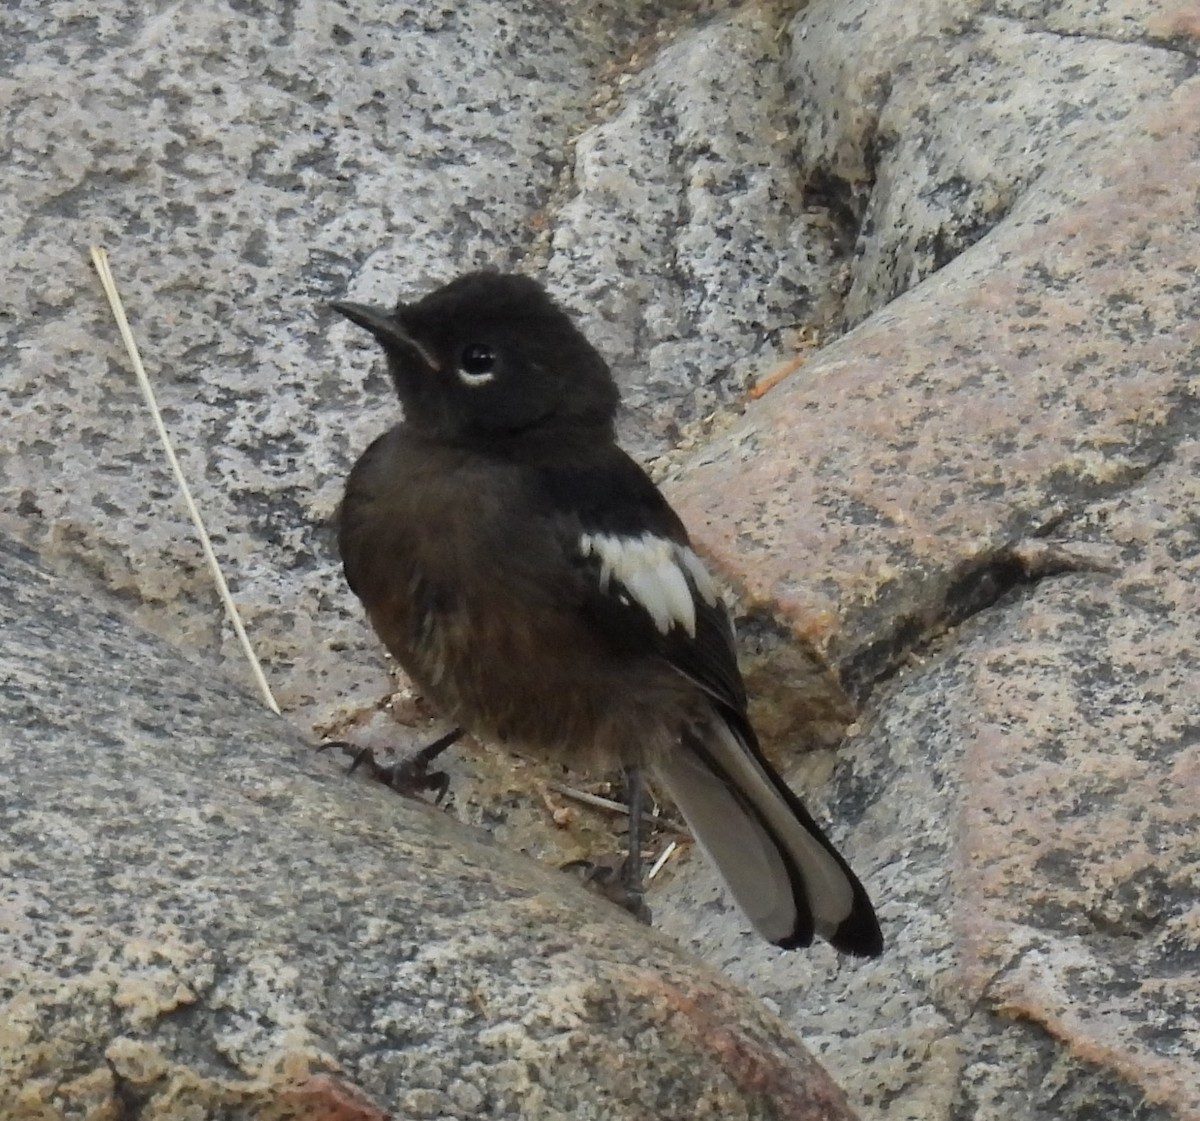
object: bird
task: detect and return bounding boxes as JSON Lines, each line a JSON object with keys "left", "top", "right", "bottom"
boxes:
{"left": 330, "top": 270, "right": 883, "bottom": 956}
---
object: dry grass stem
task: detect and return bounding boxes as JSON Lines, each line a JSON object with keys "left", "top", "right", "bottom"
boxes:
{"left": 647, "top": 839, "right": 680, "bottom": 881}
{"left": 89, "top": 246, "right": 281, "bottom": 716}
{"left": 545, "top": 780, "right": 690, "bottom": 835}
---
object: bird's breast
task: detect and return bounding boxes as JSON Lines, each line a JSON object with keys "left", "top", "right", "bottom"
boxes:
{"left": 337, "top": 432, "right": 695, "bottom": 765}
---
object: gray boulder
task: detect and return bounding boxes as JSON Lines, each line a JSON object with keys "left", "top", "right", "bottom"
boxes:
{"left": 656, "top": 3, "right": 1200, "bottom": 1116}
{"left": 0, "top": 538, "right": 857, "bottom": 1120}
{"left": 3, "top": 0, "right": 1198, "bottom": 1116}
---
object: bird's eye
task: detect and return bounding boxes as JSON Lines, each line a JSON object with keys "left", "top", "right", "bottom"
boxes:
{"left": 458, "top": 343, "right": 497, "bottom": 385}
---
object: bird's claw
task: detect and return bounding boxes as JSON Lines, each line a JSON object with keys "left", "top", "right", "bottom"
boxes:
{"left": 318, "top": 737, "right": 453, "bottom": 804}
{"left": 561, "top": 855, "right": 652, "bottom": 926}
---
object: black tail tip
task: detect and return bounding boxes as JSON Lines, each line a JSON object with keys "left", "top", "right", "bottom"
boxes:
{"left": 773, "top": 909, "right": 884, "bottom": 957}
{"left": 830, "top": 908, "right": 884, "bottom": 958}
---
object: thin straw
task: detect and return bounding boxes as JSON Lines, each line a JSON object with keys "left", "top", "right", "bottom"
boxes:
{"left": 89, "top": 246, "right": 281, "bottom": 715}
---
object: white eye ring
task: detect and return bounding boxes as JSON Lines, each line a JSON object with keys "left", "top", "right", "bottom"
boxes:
{"left": 458, "top": 368, "right": 495, "bottom": 387}
{"left": 458, "top": 343, "right": 497, "bottom": 386}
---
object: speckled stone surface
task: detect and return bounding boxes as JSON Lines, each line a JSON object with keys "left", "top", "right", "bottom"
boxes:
{"left": 0, "top": 0, "right": 725, "bottom": 735}
{"left": 544, "top": 5, "right": 845, "bottom": 442}
{"left": 786, "top": 0, "right": 1192, "bottom": 324}
{"left": 0, "top": 538, "right": 858, "bottom": 1121}
{"left": 650, "top": 14, "right": 1200, "bottom": 1119}
{"left": 4, "top": 1, "right": 1200, "bottom": 1117}
{"left": 659, "top": 440, "right": 1200, "bottom": 1119}
{"left": 666, "top": 74, "right": 1200, "bottom": 698}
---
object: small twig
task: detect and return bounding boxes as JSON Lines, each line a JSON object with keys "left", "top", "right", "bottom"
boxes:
{"left": 538, "top": 783, "right": 574, "bottom": 828}
{"left": 545, "top": 781, "right": 690, "bottom": 835}
{"left": 647, "top": 840, "right": 680, "bottom": 882}
{"left": 89, "top": 246, "right": 280, "bottom": 716}
{"left": 747, "top": 353, "right": 806, "bottom": 399}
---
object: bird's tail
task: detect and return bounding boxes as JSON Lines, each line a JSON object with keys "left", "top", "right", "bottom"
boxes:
{"left": 651, "top": 716, "right": 882, "bottom": 955}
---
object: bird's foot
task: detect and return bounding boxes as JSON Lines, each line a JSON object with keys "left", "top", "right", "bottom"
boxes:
{"left": 561, "top": 854, "right": 652, "bottom": 926}
{"left": 318, "top": 727, "right": 463, "bottom": 804}
{"left": 559, "top": 766, "right": 653, "bottom": 925}
{"left": 349, "top": 744, "right": 451, "bottom": 804}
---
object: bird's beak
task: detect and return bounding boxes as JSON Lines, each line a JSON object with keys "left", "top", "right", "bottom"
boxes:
{"left": 330, "top": 301, "right": 437, "bottom": 370}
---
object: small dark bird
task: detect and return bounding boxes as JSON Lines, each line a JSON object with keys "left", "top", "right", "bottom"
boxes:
{"left": 331, "top": 271, "right": 882, "bottom": 955}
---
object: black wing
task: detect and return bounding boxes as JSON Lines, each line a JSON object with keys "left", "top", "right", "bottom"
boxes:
{"left": 529, "top": 445, "right": 748, "bottom": 718}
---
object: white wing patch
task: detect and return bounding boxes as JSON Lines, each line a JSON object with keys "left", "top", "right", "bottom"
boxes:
{"left": 677, "top": 543, "right": 720, "bottom": 608}
{"left": 579, "top": 532, "right": 719, "bottom": 636}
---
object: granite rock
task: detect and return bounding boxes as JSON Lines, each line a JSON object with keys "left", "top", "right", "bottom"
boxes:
{"left": 786, "top": 0, "right": 1192, "bottom": 324}
{"left": 0, "top": 538, "right": 858, "bottom": 1121}
{"left": 659, "top": 439, "right": 1200, "bottom": 1119}
{"left": 544, "top": 6, "right": 845, "bottom": 452}
{"left": 664, "top": 50, "right": 1200, "bottom": 702}
{"left": 654, "top": 9, "right": 1200, "bottom": 1118}
{"left": 3, "top": 0, "right": 1199, "bottom": 1117}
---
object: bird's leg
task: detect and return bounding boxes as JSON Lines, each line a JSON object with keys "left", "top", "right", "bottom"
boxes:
{"left": 322, "top": 727, "right": 464, "bottom": 804}
{"left": 383, "top": 725, "right": 462, "bottom": 803}
{"left": 558, "top": 767, "right": 653, "bottom": 925}
{"left": 621, "top": 765, "right": 651, "bottom": 924}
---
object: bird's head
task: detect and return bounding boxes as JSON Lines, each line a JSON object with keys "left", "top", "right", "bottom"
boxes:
{"left": 332, "top": 271, "right": 620, "bottom": 443}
